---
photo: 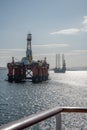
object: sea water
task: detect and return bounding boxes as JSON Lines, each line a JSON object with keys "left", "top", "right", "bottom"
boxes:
{"left": 0, "top": 69, "right": 87, "bottom": 130}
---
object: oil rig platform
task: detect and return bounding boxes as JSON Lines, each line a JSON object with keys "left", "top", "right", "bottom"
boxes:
{"left": 7, "top": 34, "right": 49, "bottom": 83}
{"left": 54, "top": 54, "right": 66, "bottom": 73}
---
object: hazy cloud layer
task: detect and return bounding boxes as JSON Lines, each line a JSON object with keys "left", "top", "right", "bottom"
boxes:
{"left": 82, "top": 16, "right": 87, "bottom": 26}
{"left": 50, "top": 28, "right": 80, "bottom": 35}
{"left": 0, "top": 49, "right": 25, "bottom": 52}
{"left": 72, "top": 50, "right": 87, "bottom": 53}
{"left": 81, "top": 16, "right": 87, "bottom": 32}
{"left": 33, "top": 43, "right": 68, "bottom": 48}
{"left": 50, "top": 16, "right": 87, "bottom": 35}
{"left": 65, "top": 50, "right": 87, "bottom": 56}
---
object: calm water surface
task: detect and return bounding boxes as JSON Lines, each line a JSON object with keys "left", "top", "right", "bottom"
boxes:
{"left": 0, "top": 69, "right": 87, "bottom": 130}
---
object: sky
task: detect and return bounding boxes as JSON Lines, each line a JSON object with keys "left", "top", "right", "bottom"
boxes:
{"left": 0, "top": 0, "right": 87, "bottom": 68}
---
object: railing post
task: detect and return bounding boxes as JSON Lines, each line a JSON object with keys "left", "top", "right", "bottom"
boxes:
{"left": 56, "top": 113, "right": 62, "bottom": 130}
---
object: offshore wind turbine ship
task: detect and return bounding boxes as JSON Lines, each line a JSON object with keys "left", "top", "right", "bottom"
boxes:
{"left": 54, "top": 54, "right": 66, "bottom": 73}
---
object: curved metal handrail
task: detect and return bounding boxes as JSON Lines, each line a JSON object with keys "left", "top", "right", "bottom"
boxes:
{"left": 0, "top": 107, "right": 87, "bottom": 130}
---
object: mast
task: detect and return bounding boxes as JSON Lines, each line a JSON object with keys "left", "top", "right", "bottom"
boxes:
{"left": 62, "top": 54, "right": 66, "bottom": 71}
{"left": 58, "top": 54, "right": 60, "bottom": 69}
{"left": 62, "top": 54, "right": 64, "bottom": 67}
{"left": 26, "top": 33, "right": 33, "bottom": 63}
{"left": 56, "top": 54, "right": 57, "bottom": 68}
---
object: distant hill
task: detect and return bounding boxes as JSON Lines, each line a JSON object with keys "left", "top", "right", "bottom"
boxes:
{"left": 66, "top": 66, "right": 87, "bottom": 71}
{"left": 67, "top": 66, "right": 87, "bottom": 71}
{"left": 50, "top": 66, "right": 87, "bottom": 71}
{"left": 0, "top": 67, "right": 6, "bottom": 70}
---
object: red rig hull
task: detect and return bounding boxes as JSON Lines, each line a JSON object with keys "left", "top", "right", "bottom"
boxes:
{"left": 7, "top": 61, "right": 49, "bottom": 83}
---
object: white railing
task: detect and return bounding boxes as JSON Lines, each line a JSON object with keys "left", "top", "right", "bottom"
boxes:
{"left": 0, "top": 107, "right": 87, "bottom": 130}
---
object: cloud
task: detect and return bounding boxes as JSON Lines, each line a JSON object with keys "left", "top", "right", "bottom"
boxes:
{"left": 50, "top": 28, "right": 80, "bottom": 35}
{"left": 33, "top": 43, "right": 68, "bottom": 47}
{"left": 0, "top": 49, "right": 25, "bottom": 52}
{"left": 66, "top": 52, "right": 80, "bottom": 56}
{"left": 72, "top": 50, "right": 87, "bottom": 53}
{"left": 34, "top": 53, "right": 55, "bottom": 56}
{"left": 82, "top": 16, "right": 87, "bottom": 26}
{"left": 66, "top": 50, "right": 87, "bottom": 56}
{"left": 50, "top": 16, "right": 87, "bottom": 35}
{"left": 0, "top": 49, "right": 26, "bottom": 67}
{"left": 81, "top": 16, "right": 87, "bottom": 32}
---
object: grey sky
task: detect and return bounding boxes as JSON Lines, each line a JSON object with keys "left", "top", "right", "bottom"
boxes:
{"left": 0, "top": 0, "right": 87, "bottom": 68}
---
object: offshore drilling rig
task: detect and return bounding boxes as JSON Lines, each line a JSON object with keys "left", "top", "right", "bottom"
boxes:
{"left": 7, "top": 34, "right": 49, "bottom": 83}
{"left": 54, "top": 54, "right": 66, "bottom": 73}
